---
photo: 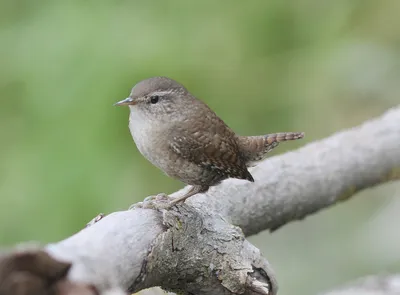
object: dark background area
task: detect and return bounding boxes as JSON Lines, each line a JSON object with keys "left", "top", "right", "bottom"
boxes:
{"left": 0, "top": 1, "right": 399, "bottom": 294}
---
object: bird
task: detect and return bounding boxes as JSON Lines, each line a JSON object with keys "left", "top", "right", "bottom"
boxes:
{"left": 115, "top": 77, "right": 304, "bottom": 206}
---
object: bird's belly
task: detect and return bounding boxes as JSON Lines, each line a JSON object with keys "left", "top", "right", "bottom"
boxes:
{"left": 129, "top": 120, "right": 222, "bottom": 186}
{"left": 138, "top": 142, "right": 207, "bottom": 185}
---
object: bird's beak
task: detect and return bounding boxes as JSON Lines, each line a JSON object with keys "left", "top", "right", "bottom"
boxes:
{"left": 113, "top": 97, "right": 136, "bottom": 106}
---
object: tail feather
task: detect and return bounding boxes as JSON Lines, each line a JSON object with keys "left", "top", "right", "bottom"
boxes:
{"left": 264, "top": 132, "right": 305, "bottom": 144}
{"left": 237, "top": 132, "right": 304, "bottom": 164}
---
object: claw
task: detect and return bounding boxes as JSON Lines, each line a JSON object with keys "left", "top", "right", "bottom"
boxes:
{"left": 129, "top": 193, "right": 172, "bottom": 210}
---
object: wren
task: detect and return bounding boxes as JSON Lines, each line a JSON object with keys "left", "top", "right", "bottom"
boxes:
{"left": 115, "top": 77, "right": 304, "bottom": 206}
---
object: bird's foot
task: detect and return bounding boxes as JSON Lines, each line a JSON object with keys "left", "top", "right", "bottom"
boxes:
{"left": 129, "top": 193, "right": 172, "bottom": 210}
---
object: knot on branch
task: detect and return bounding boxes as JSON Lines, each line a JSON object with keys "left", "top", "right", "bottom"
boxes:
{"left": 133, "top": 203, "right": 277, "bottom": 295}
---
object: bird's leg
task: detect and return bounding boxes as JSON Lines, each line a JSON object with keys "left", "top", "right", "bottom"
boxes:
{"left": 167, "top": 185, "right": 208, "bottom": 207}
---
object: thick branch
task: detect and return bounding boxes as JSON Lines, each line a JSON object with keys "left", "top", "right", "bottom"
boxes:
{"left": 180, "top": 105, "right": 400, "bottom": 235}
{"left": 1, "top": 106, "right": 399, "bottom": 295}
{"left": 47, "top": 210, "right": 164, "bottom": 293}
{"left": 47, "top": 207, "right": 278, "bottom": 295}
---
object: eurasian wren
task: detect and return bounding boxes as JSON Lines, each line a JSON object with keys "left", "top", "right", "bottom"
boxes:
{"left": 115, "top": 77, "right": 304, "bottom": 206}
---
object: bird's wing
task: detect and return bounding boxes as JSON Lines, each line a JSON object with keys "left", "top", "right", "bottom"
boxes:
{"left": 168, "top": 119, "right": 254, "bottom": 182}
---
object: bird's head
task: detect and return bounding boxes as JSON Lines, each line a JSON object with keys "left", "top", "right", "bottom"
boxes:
{"left": 114, "top": 77, "right": 190, "bottom": 121}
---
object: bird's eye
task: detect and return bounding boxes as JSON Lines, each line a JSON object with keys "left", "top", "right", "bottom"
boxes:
{"left": 150, "top": 95, "right": 159, "bottom": 104}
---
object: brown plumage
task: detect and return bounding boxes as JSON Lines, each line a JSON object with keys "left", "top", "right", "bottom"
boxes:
{"left": 238, "top": 132, "right": 305, "bottom": 164}
{"left": 115, "top": 77, "right": 304, "bottom": 206}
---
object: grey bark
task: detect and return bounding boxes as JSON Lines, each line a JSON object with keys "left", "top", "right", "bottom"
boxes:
{"left": 26, "top": 106, "right": 400, "bottom": 294}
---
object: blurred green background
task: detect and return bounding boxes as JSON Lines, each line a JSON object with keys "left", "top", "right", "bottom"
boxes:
{"left": 0, "top": 0, "right": 399, "bottom": 294}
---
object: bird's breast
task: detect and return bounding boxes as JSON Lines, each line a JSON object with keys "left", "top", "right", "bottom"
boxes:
{"left": 128, "top": 111, "right": 169, "bottom": 167}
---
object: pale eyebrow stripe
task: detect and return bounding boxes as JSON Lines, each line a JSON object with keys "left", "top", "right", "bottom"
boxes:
{"left": 150, "top": 90, "right": 175, "bottom": 96}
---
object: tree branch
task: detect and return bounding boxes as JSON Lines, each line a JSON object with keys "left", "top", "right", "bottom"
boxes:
{"left": 184, "top": 105, "right": 400, "bottom": 234}
{"left": 1, "top": 106, "right": 399, "bottom": 295}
